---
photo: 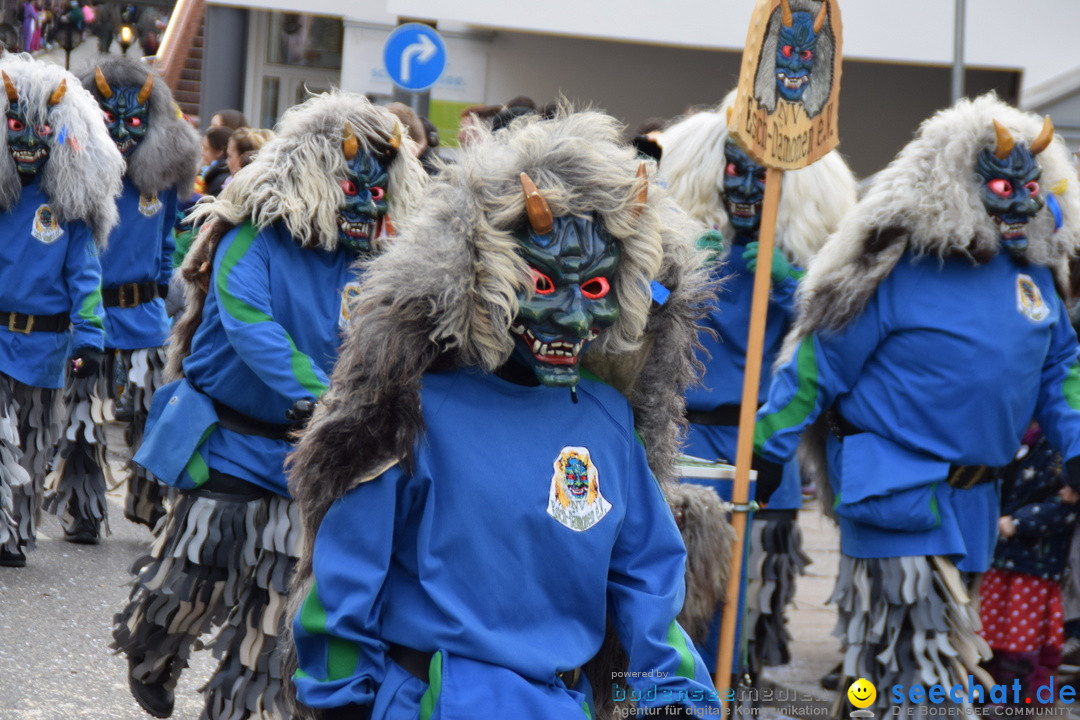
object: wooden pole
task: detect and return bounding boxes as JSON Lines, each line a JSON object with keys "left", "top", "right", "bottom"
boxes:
{"left": 714, "top": 165, "right": 785, "bottom": 703}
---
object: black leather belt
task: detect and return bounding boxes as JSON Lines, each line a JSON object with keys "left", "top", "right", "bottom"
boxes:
{"left": 387, "top": 644, "right": 581, "bottom": 688}
{"left": 826, "top": 408, "right": 999, "bottom": 489}
{"left": 213, "top": 400, "right": 292, "bottom": 440}
{"left": 103, "top": 281, "right": 160, "bottom": 308}
{"left": 686, "top": 404, "right": 742, "bottom": 426}
{"left": 0, "top": 310, "right": 69, "bottom": 333}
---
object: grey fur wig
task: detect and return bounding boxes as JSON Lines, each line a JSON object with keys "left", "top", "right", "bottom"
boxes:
{"left": 752, "top": 0, "right": 835, "bottom": 118}
{"left": 166, "top": 91, "right": 428, "bottom": 380}
{"left": 659, "top": 90, "right": 857, "bottom": 267}
{"left": 284, "top": 113, "right": 713, "bottom": 717}
{"left": 77, "top": 55, "right": 200, "bottom": 198}
{"left": 785, "top": 93, "right": 1080, "bottom": 514}
{"left": 0, "top": 53, "right": 122, "bottom": 245}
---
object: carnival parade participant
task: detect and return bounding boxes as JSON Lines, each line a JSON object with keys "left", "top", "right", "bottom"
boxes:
{"left": 112, "top": 91, "right": 426, "bottom": 719}
{"left": 286, "top": 108, "right": 723, "bottom": 720}
{"left": 754, "top": 94, "right": 1080, "bottom": 715}
{"left": 659, "top": 93, "right": 857, "bottom": 675}
{"left": 0, "top": 52, "right": 123, "bottom": 568}
{"left": 42, "top": 56, "right": 200, "bottom": 543}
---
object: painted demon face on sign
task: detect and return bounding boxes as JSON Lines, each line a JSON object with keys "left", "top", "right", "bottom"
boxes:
{"left": 337, "top": 151, "right": 390, "bottom": 255}
{"left": 723, "top": 140, "right": 766, "bottom": 238}
{"left": 512, "top": 214, "right": 621, "bottom": 387}
{"left": 774, "top": 0, "right": 827, "bottom": 103}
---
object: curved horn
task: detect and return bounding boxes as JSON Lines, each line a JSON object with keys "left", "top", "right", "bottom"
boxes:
{"left": 520, "top": 172, "right": 553, "bottom": 235}
{"left": 388, "top": 122, "right": 401, "bottom": 151}
{"left": 136, "top": 72, "right": 153, "bottom": 105}
{"left": 94, "top": 67, "right": 113, "bottom": 99}
{"left": 813, "top": 0, "right": 828, "bottom": 33}
{"left": 48, "top": 79, "right": 66, "bottom": 107}
{"left": 2, "top": 71, "right": 16, "bottom": 104}
{"left": 1030, "top": 115, "right": 1054, "bottom": 155}
{"left": 342, "top": 123, "right": 358, "bottom": 161}
{"left": 780, "top": 0, "right": 794, "bottom": 27}
{"left": 992, "top": 119, "right": 1014, "bottom": 160}
{"left": 630, "top": 162, "right": 649, "bottom": 220}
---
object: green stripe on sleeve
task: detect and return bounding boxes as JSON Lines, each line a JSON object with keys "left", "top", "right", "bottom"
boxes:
{"left": 296, "top": 581, "right": 360, "bottom": 681}
{"left": 753, "top": 336, "right": 820, "bottom": 450}
{"left": 419, "top": 651, "right": 443, "bottom": 720}
{"left": 666, "top": 622, "right": 696, "bottom": 680}
{"left": 215, "top": 222, "right": 328, "bottom": 397}
{"left": 1064, "top": 362, "right": 1080, "bottom": 411}
{"left": 79, "top": 285, "right": 105, "bottom": 330}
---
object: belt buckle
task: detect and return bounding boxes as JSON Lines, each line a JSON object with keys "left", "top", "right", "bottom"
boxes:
{"left": 7, "top": 313, "right": 33, "bottom": 333}
{"left": 557, "top": 667, "right": 581, "bottom": 688}
{"left": 119, "top": 284, "right": 140, "bottom": 309}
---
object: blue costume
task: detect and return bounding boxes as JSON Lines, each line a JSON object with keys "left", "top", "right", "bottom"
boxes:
{"left": 749, "top": 95, "right": 1080, "bottom": 715}
{"left": 112, "top": 90, "right": 426, "bottom": 720}
{"left": 294, "top": 369, "right": 719, "bottom": 718}
{"left": 755, "top": 251, "right": 1080, "bottom": 572}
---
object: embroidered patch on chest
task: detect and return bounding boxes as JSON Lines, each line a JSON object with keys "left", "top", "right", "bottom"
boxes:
{"left": 338, "top": 281, "right": 362, "bottom": 330}
{"left": 138, "top": 193, "right": 162, "bottom": 217}
{"left": 546, "top": 446, "right": 611, "bottom": 532}
{"left": 1016, "top": 274, "right": 1050, "bottom": 323}
{"left": 31, "top": 204, "right": 63, "bottom": 244}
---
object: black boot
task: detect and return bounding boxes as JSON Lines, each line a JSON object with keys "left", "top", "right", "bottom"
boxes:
{"left": 0, "top": 543, "right": 25, "bottom": 567}
{"left": 64, "top": 516, "right": 100, "bottom": 545}
{"left": 127, "top": 656, "right": 174, "bottom": 718}
{"left": 820, "top": 661, "right": 842, "bottom": 691}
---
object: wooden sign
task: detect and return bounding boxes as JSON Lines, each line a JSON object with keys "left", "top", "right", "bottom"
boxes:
{"left": 729, "top": 0, "right": 842, "bottom": 170}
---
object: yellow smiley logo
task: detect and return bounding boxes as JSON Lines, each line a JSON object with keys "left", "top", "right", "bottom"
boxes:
{"left": 847, "top": 677, "right": 877, "bottom": 708}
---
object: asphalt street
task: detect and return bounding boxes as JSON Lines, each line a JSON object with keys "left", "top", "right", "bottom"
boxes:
{"left": 0, "top": 491, "right": 217, "bottom": 720}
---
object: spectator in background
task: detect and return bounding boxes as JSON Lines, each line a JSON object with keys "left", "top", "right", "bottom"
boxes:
{"left": 456, "top": 103, "right": 500, "bottom": 146}
{"left": 490, "top": 94, "right": 537, "bottom": 132}
{"left": 418, "top": 115, "right": 441, "bottom": 174}
{"left": 384, "top": 101, "right": 443, "bottom": 175}
{"left": 225, "top": 127, "right": 274, "bottom": 178}
{"left": 91, "top": 1, "right": 119, "bottom": 54}
{"left": 631, "top": 117, "right": 666, "bottom": 162}
{"left": 209, "top": 108, "right": 247, "bottom": 131}
{"left": 195, "top": 125, "right": 232, "bottom": 197}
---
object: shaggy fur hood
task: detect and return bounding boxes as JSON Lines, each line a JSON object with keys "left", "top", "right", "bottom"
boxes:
{"left": 659, "top": 90, "right": 857, "bottom": 267}
{"left": 78, "top": 56, "right": 200, "bottom": 198}
{"left": 0, "top": 53, "right": 123, "bottom": 245}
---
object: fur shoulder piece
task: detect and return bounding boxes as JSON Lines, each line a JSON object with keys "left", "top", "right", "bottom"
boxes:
{"left": 659, "top": 90, "right": 857, "bottom": 267}
{"left": 286, "top": 107, "right": 712, "bottom": 592}
{"left": 0, "top": 53, "right": 123, "bottom": 245}
{"left": 188, "top": 90, "right": 427, "bottom": 253}
{"left": 785, "top": 92, "right": 1080, "bottom": 352}
{"left": 78, "top": 56, "right": 200, "bottom": 198}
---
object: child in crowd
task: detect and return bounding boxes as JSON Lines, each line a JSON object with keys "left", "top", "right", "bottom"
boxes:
{"left": 980, "top": 423, "right": 1080, "bottom": 702}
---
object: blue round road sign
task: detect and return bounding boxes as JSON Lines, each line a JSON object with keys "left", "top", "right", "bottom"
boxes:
{"left": 383, "top": 23, "right": 447, "bottom": 92}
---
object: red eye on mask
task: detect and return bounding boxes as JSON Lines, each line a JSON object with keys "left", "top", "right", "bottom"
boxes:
{"left": 800, "top": 50, "right": 812, "bottom": 61}
{"left": 7, "top": 118, "right": 23, "bottom": 132}
{"left": 781, "top": 45, "right": 793, "bottom": 57}
{"left": 126, "top": 117, "right": 142, "bottom": 127}
{"left": 370, "top": 186, "right": 385, "bottom": 201}
{"left": 531, "top": 268, "right": 555, "bottom": 295}
{"left": 987, "top": 179, "right": 1013, "bottom": 198}
{"left": 103, "top": 111, "right": 117, "bottom": 123}
{"left": 1025, "top": 181, "right": 1040, "bottom": 196}
{"left": 580, "top": 277, "right": 611, "bottom": 300}
{"left": 35, "top": 124, "right": 50, "bottom": 136}
{"left": 725, "top": 162, "right": 738, "bottom": 177}
{"left": 340, "top": 180, "right": 358, "bottom": 196}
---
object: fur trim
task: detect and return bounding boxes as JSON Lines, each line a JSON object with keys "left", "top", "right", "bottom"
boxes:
{"left": 77, "top": 56, "right": 200, "bottom": 198}
{"left": 659, "top": 90, "right": 857, "bottom": 267}
{"left": 0, "top": 53, "right": 123, "bottom": 245}
{"left": 188, "top": 90, "right": 427, "bottom": 253}
{"left": 784, "top": 92, "right": 1080, "bottom": 353}
{"left": 285, "top": 109, "right": 713, "bottom": 673}
{"left": 752, "top": 0, "right": 835, "bottom": 118}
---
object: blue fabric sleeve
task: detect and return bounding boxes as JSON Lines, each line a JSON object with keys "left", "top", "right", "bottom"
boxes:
{"left": 754, "top": 292, "right": 888, "bottom": 463}
{"left": 158, "top": 189, "right": 178, "bottom": 286}
{"left": 214, "top": 229, "right": 330, "bottom": 401}
{"left": 292, "top": 468, "right": 401, "bottom": 709}
{"left": 1034, "top": 302, "right": 1080, "bottom": 462}
{"left": 65, "top": 221, "right": 105, "bottom": 351}
{"left": 609, "top": 444, "right": 720, "bottom": 711}
{"left": 770, "top": 270, "right": 799, "bottom": 314}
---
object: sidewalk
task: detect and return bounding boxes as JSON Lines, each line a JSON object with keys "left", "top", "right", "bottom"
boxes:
{"left": 759, "top": 496, "right": 842, "bottom": 717}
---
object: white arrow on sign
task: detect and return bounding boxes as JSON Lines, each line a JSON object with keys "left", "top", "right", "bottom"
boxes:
{"left": 400, "top": 34, "right": 437, "bottom": 85}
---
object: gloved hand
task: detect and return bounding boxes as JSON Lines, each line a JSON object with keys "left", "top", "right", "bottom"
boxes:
{"left": 694, "top": 229, "right": 726, "bottom": 265}
{"left": 70, "top": 346, "right": 103, "bottom": 378}
{"left": 286, "top": 397, "right": 318, "bottom": 427}
{"left": 751, "top": 453, "right": 784, "bottom": 504}
{"left": 741, "top": 241, "right": 804, "bottom": 284}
